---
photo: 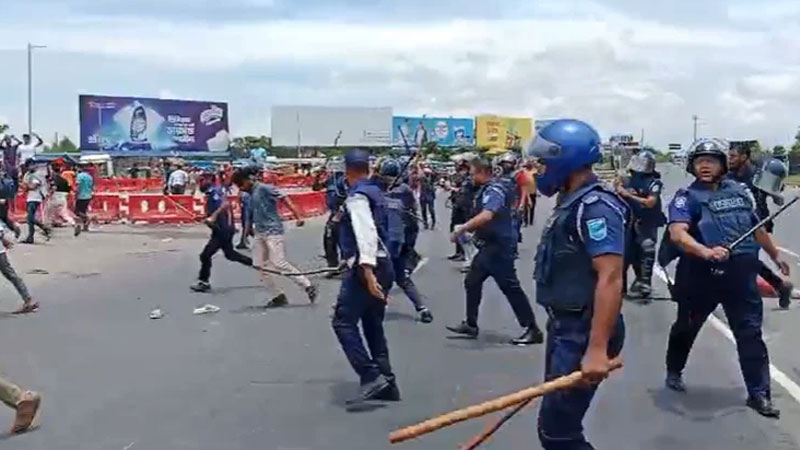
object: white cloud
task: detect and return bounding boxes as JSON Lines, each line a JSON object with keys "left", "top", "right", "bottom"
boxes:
{"left": 0, "top": 0, "right": 798, "bottom": 148}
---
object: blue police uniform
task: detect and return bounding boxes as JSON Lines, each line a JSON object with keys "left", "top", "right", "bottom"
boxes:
{"left": 621, "top": 173, "right": 666, "bottom": 296}
{"left": 497, "top": 174, "right": 522, "bottom": 245}
{"left": 323, "top": 173, "right": 348, "bottom": 268}
{"left": 332, "top": 178, "right": 396, "bottom": 387}
{"left": 665, "top": 179, "right": 771, "bottom": 398}
{"left": 386, "top": 183, "right": 427, "bottom": 313}
{"left": 534, "top": 176, "right": 628, "bottom": 449}
{"left": 463, "top": 177, "right": 536, "bottom": 330}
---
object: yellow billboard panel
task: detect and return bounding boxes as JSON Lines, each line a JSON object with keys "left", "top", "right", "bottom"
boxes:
{"left": 475, "top": 115, "right": 533, "bottom": 149}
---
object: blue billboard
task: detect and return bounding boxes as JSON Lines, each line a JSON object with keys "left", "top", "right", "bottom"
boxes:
{"left": 392, "top": 116, "right": 474, "bottom": 147}
{"left": 80, "top": 95, "right": 230, "bottom": 153}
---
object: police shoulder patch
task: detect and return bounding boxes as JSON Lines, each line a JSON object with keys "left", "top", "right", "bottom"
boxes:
{"left": 586, "top": 217, "right": 608, "bottom": 241}
{"left": 674, "top": 195, "right": 687, "bottom": 209}
{"left": 582, "top": 194, "right": 600, "bottom": 204}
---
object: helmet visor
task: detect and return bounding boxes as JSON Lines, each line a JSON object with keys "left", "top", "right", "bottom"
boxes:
{"left": 525, "top": 134, "right": 562, "bottom": 160}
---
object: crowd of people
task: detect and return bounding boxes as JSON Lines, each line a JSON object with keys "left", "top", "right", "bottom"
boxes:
{"left": 0, "top": 118, "right": 796, "bottom": 449}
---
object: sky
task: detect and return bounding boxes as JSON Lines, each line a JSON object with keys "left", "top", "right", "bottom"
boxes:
{"left": 1, "top": 0, "right": 799, "bottom": 149}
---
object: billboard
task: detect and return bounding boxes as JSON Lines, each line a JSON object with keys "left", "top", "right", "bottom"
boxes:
{"left": 80, "top": 95, "right": 230, "bottom": 153}
{"left": 392, "top": 116, "right": 474, "bottom": 147}
{"left": 475, "top": 115, "right": 532, "bottom": 149}
{"left": 271, "top": 106, "right": 392, "bottom": 147}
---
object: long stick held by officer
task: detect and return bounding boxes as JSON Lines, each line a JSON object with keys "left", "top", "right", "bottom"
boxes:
{"left": 663, "top": 138, "right": 791, "bottom": 418}
{"left": 527, "top": 119, "right": 630, "bottom": 449}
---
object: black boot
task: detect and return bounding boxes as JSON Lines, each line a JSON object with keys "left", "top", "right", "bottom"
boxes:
{"left": 446, "top": 321, "right": 479, "bottom": 338}
{"left": 374, "top": 380, "right": 401, "bottom": 401}
{"left": 359, "top": 375, "right": 391, "bottom": 401}
{"left": 511, "top": 326, "right": 544, "bottom": 346}
{"left": 665, "top": 372, "right": 686, "bottom": 392}
{"left": 747, "top": 395, "right": 780, "bottom": 418}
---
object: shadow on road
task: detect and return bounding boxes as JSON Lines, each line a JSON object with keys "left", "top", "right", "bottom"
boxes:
{"left": 650, "top": 385, "right": 747, "bottom": 421}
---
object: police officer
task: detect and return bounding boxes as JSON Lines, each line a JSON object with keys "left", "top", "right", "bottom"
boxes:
{"left": 446, "top": 156, "right": 542, "bottom": 346}
{"left": 664, "top": 138, "right": 790, "bottom": 418}
{"left": 378, "top": 158, "right": 433, "bottom": 323}
{"left": 331, "top": 149, "right": 399, "bottom": 402}
{"left": 322, "top": 165, "right": 347, "bottom": 272}
{"left": 447, "top": 159, "right": 472, "bottom": 261}
{"left": 727, "top": 144, "right": 794, "bottom": 308}
{"left": 527, "top": 119, "right": 628, "bottom": 449}
{"left": 615, "top": 150, "right": 666, "bottom": 301}
{"left": 495, "top": 152, "right": 523, "bottom": 244}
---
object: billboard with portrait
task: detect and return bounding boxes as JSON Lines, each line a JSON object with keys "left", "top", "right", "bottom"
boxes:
{"left": 475, "top": 115, "right": 533, "bottom": 149}
{"left": 392, "top": 116, "right": 474, "bottom": 147}
{"left": 79, "top": 95, "right": 231, "bottom": 153}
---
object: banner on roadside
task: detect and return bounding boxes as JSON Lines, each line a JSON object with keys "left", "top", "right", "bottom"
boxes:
{"left": 392, "top": 116, "right": 474, "bottom": 147}
{"left": 80, "top": 95, "right": 231, "bottom": 153}
{"left": 475, "top": 115, "right": 532, "bottom": 149}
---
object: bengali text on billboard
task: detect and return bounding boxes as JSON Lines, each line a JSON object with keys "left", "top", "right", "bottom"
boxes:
{"left": 475, "top": 115, "right": 533, "bottom": 149}
{"left": 392, "top": 116, "right": 474, "bottom": 147}
{"left": 80, "top": 95, "right": 231, "bottom": 152}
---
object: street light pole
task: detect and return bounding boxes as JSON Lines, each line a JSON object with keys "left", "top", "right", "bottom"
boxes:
{"left": 27, "top": 42, "right": 46, "bottom": 135}
{"left": 692, "top": 114, "right": 698, "bottom": 142}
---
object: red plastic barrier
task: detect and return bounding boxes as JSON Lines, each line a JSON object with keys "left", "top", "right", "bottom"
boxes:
{"left": 145, "top": 178, "right": 164, "bottom": 191}
{"left": 127, "top": 194, "right": 198, "bottom": 223}
{"left": 288, "top": 191, "right": 326, "bottom": 218}
{"left": 274, "top": 174, "right": 314, "bottom": 189}
{"left": 87, "top": 194, "right": 123, "bottom": 223}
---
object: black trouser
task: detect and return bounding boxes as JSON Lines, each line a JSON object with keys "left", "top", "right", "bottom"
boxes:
{"left": 323, "top": 213, "right": 340, "bottom": 268}
{"left": 198, "top": 228, "right": 253, "bottom": 283}
{"left": 524, "top": 194, "right": 536, "bottom": 226}
{"left": 759, "top": 261, "right": 784, "bottom": 292}
{"left": 420, "top": 198, "right": 435, "bottom": 229}
{"left": 666, "top": 255, "right": 770, "bottom": 398}
{"left": 450, "top": 208, "right": 466, "bottom": 256}
{"left": 623, "top": 223, "right": 659, "bottom": 294}
{"left": 465, "top": 245, "right": 536, "bottom": 328}
{"left": 0, "top": 200, "right": 18, "bottom": 235}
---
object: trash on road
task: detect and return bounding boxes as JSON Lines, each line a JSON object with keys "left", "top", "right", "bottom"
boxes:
{"left": 149, "top": 308, "right": 164, "bottom": 320}
{"left": 193, "top": 304, "right": 221, "bottom": 315}
{"left": 26, "top": 269, "right": 49, "bottom": 275}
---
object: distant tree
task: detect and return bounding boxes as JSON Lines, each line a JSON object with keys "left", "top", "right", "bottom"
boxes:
{"left": 791, "top": 129, "right": 800, "bottom": 155}
{"left": 0, "top": 124, "right": 8, "bottom": 135}
{"left": 231, "top": 135, "right": 271, "bottom": 159}
{"left": 773, "top": 145, "right": 787, "bottom": 157}
{"left": 48, "top": 137, "right": 77, "bottom": 153}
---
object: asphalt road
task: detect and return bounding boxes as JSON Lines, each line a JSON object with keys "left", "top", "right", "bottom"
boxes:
{"left": 2, "top": 166, "right": 800, "bottom": 449}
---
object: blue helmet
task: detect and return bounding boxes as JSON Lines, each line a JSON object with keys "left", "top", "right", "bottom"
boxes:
{"left": 379, "top": 158, "right": 402, "bottom": 177}
{"left": 525, "top": 119, "right": 602, "bottom": 197}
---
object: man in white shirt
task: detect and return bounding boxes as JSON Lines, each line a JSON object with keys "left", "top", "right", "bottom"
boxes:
{"left": 168, "top": 164, "right": 189, "bottom": 195}
{"left": 16, "top": 134, "right": 43, "bottom": 167}
{"left": 20, "top": 162, "right": 51, "bottom": 244}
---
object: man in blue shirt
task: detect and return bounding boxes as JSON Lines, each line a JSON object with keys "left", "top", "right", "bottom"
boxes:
{"left": 447, "top": 156, "right": 542, "bottom": 346}
{"left": 665, "top": 138, "right": 790, "bottom": 418}
{"left": 526, "top": 119, "right": 629, "bottom": 449}
{"left": 232, "top": 169, "right": 317, "bottom": 307}
{"left": 190, "top": 173, "right": 253, "bottom": 293}
{"left": 74, "top": 164, "right": 94, "bottom": 236}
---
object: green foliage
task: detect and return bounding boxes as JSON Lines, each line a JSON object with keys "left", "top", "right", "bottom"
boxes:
{"left": 47, "top": 136, "right": 77, "bottom": 153}
{"left": 0, "top": 124, "right": 8, "bottom": 134}
{"left": 231, "top": 135, "right": 271, "bottom": 159}
{"left": 773, "top": 145, "right": 787, "bottom": 156}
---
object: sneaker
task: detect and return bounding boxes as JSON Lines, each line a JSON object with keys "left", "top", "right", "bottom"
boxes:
{"left": 11, "top": 391, "right": 40, "bottom": 434}
{"left": 235, "top": 242, "right": 248, "bottom": 250}
{"left": 20, "top": 238, "right": 34, "bottom": 245}
{"left": 265, "top": 293, "right": 289, "bottom": 308}
{"left": 511, "top": 326, "right": 544, "bottom": 346}
{"left": 446, "top": 321, "right": 479, "bottom": 338}
{"left": 73, "top": 225, "right": 82, "bottom": 237}
{"left": 446, "top": 253, "right": 463, "bottom": 261}
{"left": 42, "top": 228, "right": 52, "bottom": 242}
{"left": 305, "top": 284, "right": 319, "bottom": 304}
{"left": 190, "top": 281, "right": 211, "bottom": 293}
{"left": 778, "top": 281, "right": 794, "bottom": 309}
{"left": 665, "top": 372, "right": 686, "bottom": 392}
{"left": 418, "top": 307, "right": 433, "bottom": 323}
{"left": 12, "top": 301, "right": 39, "bottom": 315}
{"left": 374, "top": 380, "right": 401, "bottom": 401}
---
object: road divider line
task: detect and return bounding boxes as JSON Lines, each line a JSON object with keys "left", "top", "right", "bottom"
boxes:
{"left": 778, "top": 247, "right": 800, "bottom": 258}
{"left": 653, "top": 269, "right": 800, "bottom": 405}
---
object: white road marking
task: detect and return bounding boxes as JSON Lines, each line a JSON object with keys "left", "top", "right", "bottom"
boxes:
{"left": 778, "top": 247, "right": 800, "bottom": 259}
{"left": 654, "top": 269, "right": 800, "bottom": 405}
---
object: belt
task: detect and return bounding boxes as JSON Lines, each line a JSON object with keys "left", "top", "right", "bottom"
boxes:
{"left": 545, "top": 306, "right": 589, "bottom": 317}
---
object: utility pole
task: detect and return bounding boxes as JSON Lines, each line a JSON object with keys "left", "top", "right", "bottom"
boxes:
{"left": 27, "top": 43, "right": 46, "bottom": 135}
{"left": 692, "top": 115, "right": 698, "bottom": 142}
{"left": 640, "top": 128, "right": 644, "bottom": 145}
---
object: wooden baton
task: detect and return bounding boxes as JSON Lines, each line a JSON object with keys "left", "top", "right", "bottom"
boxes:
{"left": 388, "top": 358, "right": 623, "bottom": 445}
